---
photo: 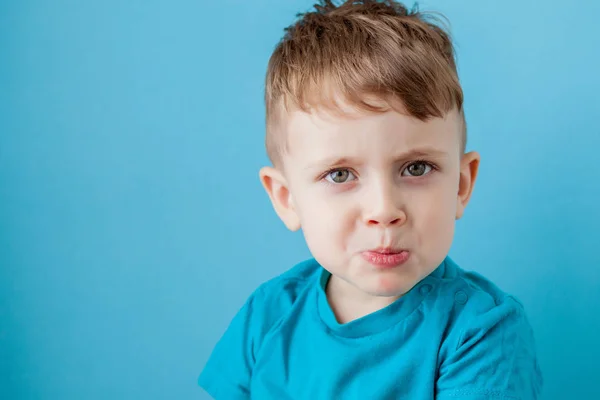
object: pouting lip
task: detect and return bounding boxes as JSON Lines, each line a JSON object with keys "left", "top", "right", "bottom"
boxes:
{"left": 366, "top": 247, "right": 407, "bottom": 254}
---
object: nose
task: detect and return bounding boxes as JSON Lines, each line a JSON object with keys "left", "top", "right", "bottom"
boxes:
{"left": 363, "top": 181, "right": 406, "bottom": 227}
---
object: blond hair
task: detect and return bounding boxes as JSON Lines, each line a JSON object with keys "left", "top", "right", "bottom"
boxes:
{"left": 265, "top": 0, "right": 466, "bottom": 167}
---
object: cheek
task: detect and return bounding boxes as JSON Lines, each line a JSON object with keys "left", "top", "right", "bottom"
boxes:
{"left": 412, "top": 186, "right": 457, "bottom": 244}
{"left": 296, "top": 193, "right": 356, "bottom": 249}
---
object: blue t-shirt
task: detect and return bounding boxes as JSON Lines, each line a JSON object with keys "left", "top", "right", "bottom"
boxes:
{"left": 199, "top": 257, "right": 543, "bottom": 399}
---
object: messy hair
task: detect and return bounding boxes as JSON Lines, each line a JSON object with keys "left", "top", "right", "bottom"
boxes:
{"left": 265, "top": 0, "right": 466, "bottom": 167}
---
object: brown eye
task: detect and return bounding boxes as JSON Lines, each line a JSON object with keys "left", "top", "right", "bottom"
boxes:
{"left": 325, "top": 169, "right": 355, "bottom": 184}
{"left": 403, "top": 162, "right": 432, "bottom": 177}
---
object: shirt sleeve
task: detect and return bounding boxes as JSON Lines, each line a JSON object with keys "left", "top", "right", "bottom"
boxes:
{"left": 198, "top": 289, "right": 264, "bottom": 400}
{"left": 436, "top": 296, "right": 544, "bottom": 400}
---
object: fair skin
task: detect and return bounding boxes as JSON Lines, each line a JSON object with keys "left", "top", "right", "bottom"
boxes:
{"left": 259, "top": 104, "right": 480, "bottom": 324}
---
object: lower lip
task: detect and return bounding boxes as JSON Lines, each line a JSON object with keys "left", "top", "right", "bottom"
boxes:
{"left": 361, "top": 250, "right": 410, "bottom": 268}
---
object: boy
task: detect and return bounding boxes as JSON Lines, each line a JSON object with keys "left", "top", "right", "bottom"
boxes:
{"left": 199, "top": 0, "right": 543, "bottom": 398}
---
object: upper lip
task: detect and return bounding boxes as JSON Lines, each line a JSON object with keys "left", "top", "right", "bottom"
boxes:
{"left": 367, "top": 247, "right": 405, "bottom": 254}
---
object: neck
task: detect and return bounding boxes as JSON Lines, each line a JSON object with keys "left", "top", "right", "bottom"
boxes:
{"left": 325, "top": 275, "right": 400, "bottom": 324}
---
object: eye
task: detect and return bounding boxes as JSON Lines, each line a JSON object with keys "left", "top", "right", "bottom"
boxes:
{"left": 325, "top": 169, "right": 356, "bottom": 184}
{"left": 402, "top": 161, "right": 433, "bottom": 177}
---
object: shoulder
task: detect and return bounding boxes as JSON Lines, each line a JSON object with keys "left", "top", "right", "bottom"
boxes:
{"left": 435, "top": 258, "right": 544, "bottom": 399}
{"left": 433, "top": 257, "right": 527, "bottom": 324}
{"left": 438, "top": 258, "right": 536, "bottom": 351}
{"left": 230, "top": 257, "right": 321, "bottom": 344}
{"left": 198, "top": 258, "right": 322, "bottom": 398}
{"left": 252, "top": 257, "right": 321, "bottom": 312}
{"left": 229, "top": 257, "right": 323, "bottom": 356}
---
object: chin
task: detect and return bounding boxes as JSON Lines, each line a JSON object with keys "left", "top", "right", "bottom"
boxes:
{"left": 383, "top": 274, "right": 423, "bottom": 294}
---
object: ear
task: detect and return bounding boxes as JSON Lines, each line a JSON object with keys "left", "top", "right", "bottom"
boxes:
{"left": 456, "top": 151, "right": 480, "bottom": 219}
{"left": 259, "top": 166, "right": 301, "bottom": 231}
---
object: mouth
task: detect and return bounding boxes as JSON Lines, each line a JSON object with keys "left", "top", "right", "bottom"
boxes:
{"left": 361, "top": 247, "right": 410, "bottom": 268}
{"left": 370, "top": 247, "right": 404, "bottom": 254}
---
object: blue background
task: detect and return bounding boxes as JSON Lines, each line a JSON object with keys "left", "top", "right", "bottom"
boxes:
{"left": 1, "top": 0, "right": 598, "bottom": 399}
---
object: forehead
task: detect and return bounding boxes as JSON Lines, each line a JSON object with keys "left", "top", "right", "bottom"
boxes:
{"left": 283, "top": 107, "right": 462, "bottom": 163}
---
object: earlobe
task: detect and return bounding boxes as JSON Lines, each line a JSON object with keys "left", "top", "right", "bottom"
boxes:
{"left": 259, "top": 166, "right": 301, "bottom": 231}
{"left": 456, "top": 151, "right": 481, "bottom": 219}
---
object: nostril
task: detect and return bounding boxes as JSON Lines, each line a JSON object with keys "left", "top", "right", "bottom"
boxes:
{"left": 368, "top": 218, "right": 402, "bottom": 226}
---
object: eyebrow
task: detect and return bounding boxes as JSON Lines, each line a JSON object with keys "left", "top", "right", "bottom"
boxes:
{"left": 304, "top": 147, "right": 449, "bottom": 170}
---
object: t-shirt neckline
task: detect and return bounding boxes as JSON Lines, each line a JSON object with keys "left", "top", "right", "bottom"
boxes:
{"left": 315, "top": 258, "right": 450, "bottom": 338}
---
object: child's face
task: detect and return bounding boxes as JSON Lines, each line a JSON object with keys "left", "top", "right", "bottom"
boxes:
{"left": 260, "top": 105, "right": 479, "bottom": 302}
